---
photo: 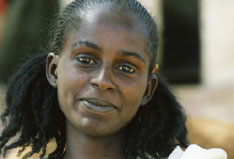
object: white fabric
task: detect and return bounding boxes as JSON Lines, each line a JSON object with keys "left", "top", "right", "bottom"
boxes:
{"left": 168, "top": 144, "right": 227, "bottom": 159}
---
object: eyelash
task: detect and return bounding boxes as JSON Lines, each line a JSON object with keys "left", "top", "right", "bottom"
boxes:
{"left": 76, "top": 55, "right": 136, "bottom": 74}
{"left": 117, "top": 64, "right": 136, "bottom": 74}
{"left": 76, "top": 56, "right": 96, "bottom": 65}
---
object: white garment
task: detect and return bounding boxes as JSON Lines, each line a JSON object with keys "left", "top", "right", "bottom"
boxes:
{"left": 168, "top": 144, "right": 227, "bottom": 159}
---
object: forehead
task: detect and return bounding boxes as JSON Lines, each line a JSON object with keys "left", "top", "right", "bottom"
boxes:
{"left": 68, "top": 4, "right": 147, "bottom": 49}
{"left": 62, "top": 4, "right": 151, "bottom": 64}
{"left": 79, "top": 4, "right": 146, "bottom": 36}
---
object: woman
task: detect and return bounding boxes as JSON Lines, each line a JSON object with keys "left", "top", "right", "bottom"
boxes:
{"left": 0, "top": 0, "right": 227, "bottom": 159}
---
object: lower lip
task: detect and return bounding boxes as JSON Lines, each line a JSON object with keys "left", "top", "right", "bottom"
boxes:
{"left": 80, "top": 100, "right": 116, "bottom": 113}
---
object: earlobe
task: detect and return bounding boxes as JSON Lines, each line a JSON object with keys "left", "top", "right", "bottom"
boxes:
{"left": 141, "top": 74, "right": 158, "bottom": 106}
{"left": 46, "top": 52, "right": 59, "bottom": 88}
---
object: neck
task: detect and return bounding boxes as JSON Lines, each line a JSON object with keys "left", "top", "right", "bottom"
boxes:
{"left": 64, "top": 121, "right": 126, "bottom": 159}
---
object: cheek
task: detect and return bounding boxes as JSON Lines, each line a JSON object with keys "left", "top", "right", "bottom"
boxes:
{"left": 119, "top": 76, "right": 148, "bottom": 111}
{"left": 56, "top": 61, "right": 88, "bottom": 111}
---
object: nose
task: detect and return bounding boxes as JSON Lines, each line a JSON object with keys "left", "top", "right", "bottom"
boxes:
{"left": 90, "top": 67, "right": 115, "bottom": 92}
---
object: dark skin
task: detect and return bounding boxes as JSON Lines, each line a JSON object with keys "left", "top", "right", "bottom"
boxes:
{"left": 46, "top": 6, "right": 158, "bottom": 159}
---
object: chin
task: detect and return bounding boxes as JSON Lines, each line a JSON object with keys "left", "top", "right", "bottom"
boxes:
{"left": 75, "top": 119, "right": 126, "bottom": 137}
{"left": 79, "top": 126, "right": 120, "bottom": 137}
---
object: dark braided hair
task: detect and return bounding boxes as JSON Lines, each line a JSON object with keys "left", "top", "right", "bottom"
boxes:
{"left": 0, "top": 0, "right": 188, "bottom": 159}
{"left": 1, "top": 54, "right": 66, "bottom": 159}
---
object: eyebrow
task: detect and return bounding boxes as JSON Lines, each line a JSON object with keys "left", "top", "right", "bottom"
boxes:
{"left": 119, "top": 50, "right": 145, "bottom": 63}
{"left": 72, "top": 41, "right": 102, "bottom": 51}
{"left": 72, "top": 41, "right": 145, "bottom": 63}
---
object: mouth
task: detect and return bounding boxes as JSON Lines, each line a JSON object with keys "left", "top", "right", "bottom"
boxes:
{"left": 79, "top": 98, "right": 118, "bottom": 113}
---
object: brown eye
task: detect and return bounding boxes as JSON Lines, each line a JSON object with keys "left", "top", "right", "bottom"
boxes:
{"left": 77, "top": 56, "right": 96, "bottom": 65}
{"left": 118, "top": 65, "right": 136, "bottom": 74}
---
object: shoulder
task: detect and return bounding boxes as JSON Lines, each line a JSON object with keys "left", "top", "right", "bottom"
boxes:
{"left": 3, "top": 141, "right": 56, "bottom": 159}
{"left": 3, "top": 147, "right": 48, "bottom": 159}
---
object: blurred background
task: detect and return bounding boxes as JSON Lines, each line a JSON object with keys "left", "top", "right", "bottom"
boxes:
{"left": 0, "top": 0, "right": 234, "bottom": 158}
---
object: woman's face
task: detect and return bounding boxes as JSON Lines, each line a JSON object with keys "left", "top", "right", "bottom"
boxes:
{"left": 47, "top": 6, "right": 157, "bottom": 136}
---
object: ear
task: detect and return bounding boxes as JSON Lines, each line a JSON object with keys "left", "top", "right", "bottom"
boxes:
{"left": 46, "top": 52, "right": 59, "bottom": 88}
{"left": 141, "top": 74, "right": 158, "bottom": 106}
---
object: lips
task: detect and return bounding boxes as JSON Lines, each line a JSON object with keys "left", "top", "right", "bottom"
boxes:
{"left": 79, "top": 98, "right": 117, "bottom": 113}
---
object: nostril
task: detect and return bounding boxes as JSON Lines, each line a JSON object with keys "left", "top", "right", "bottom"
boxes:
{"left": 91, "top": 82, "right": 99, "bottom": 88}
{"left": 90, "top": 80, "right": 115, "bottom": 92}
{"left": 107, "top": 87, "right": 114, "bottom": 91}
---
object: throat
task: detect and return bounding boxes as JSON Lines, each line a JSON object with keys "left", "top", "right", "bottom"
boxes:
{"left": 65, "top": 121, "right": 126, "bottom": 159}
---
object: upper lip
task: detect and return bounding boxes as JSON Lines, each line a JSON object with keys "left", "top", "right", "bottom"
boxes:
{"left": 80, "top": 98, "right": 118, "bottom": 109}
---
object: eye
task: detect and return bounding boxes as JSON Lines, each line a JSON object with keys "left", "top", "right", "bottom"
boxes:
{"left": 117, "top": 64, "right": 136, "bottom": 74}
{"left": 76, "top": 56, "right": 96, "bottom": 65}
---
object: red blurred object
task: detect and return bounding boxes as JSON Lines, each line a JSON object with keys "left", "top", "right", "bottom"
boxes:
{"left": 0, "top": 0, "right": 7, "bottom": 14}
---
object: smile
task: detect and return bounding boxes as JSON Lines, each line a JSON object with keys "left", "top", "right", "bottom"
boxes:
{"left": 79, "top": 98, "right": 117, "bottom": 113}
